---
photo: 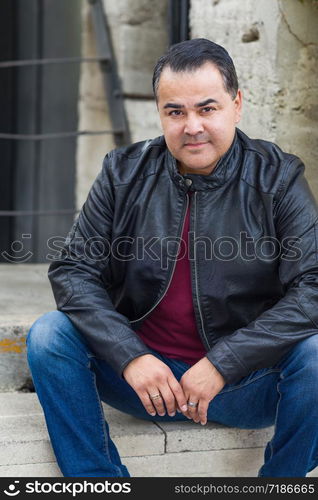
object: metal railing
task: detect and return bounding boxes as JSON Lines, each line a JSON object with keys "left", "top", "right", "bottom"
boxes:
{"left": 0, "top": 0, "right": 130, "bottom": 220}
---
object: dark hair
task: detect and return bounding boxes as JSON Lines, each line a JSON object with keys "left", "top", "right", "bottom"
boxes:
{"left": 152, "top": 38, "right": 239, "bottom": 100}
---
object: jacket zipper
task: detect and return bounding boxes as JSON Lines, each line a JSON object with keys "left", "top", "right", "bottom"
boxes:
{"left": 130, "top": 193, "right": 190, "bottom": 324}
{"left": 192, "top": 191, "right": 211, "bottom": 350}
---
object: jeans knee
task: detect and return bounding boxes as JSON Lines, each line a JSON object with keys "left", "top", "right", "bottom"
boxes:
{"left": 285, "top": 335, "right": 318, "bottom": 385}
{"left": 27, "top": 311, "right": 72, "bottom": 364}
{"left": 292, "top": 335, "right": 318, "bottom": 365}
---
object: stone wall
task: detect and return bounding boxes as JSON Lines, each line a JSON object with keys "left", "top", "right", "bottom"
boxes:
{"left": 76, "top": 0, "right": 114, "bottom": 210}
{"left": 275, "top": 0, "right": 318, "bottom": 193}
{"left": 190, "top": 0, "right": 318, "bottom": 194}
{"left": 76, "top": 0, "right": 167, "bottom": 208}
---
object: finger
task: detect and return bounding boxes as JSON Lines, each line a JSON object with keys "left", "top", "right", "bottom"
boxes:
{"left": 179, "top": 379, "right": 196, "bottom": 420}
{"left": 198, "top": 399, "right": 209, "bottom": 425}
{"left": 148, "top": 390, "right": 166, "bottom": 416}
{"left": 168, "top": 377, "right": 188, "bottom": 414}
{"left": 187, "top": 398, "right": 200, "bottom": 423}
{"left": 139, "top": 391, "right": 157, "bottom": 416}
{"left": 159, "top": 385, "right": 178, "bottom": 416}
{"left": 181, "top": 389, "right": 193, "bottom": 420}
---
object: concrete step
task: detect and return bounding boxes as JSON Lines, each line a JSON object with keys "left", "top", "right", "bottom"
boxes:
{"left": 1, "top": 393, "right": 317, "bottom": 478}
{"left": 0, "top": 264, "right": 54, "bottom": 391}
{"left": 0, "top": 392, "right": 271, "bottom": 477}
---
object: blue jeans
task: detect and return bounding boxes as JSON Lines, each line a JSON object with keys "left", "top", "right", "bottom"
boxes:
{"left": 26, "top": 311, "right": 318, "bottom": 477}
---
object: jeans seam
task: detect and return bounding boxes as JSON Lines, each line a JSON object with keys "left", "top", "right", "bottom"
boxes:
{"left": 308, "top": 450, "right": 318, "bottom": 472}
{"left": 257, "top": 370, "right": 283, "bottom": 476}
{"left": 220, "top": 369, "right": 281, "bottom": 394}
{"left": 89, "top": 360, "right": 124, "bottom": 477}
{"left": 266, "top": 372, "right": 283, "bottom": 467}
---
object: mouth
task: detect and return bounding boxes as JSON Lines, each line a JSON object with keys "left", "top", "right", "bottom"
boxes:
{"left": 184, "top": 142, "right": 208, "bottom": 149}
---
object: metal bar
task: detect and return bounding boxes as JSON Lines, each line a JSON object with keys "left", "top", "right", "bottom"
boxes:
{"left": 88, "top": 0, "right": 130, "bottom": 146}
{"left": 123, "top": 93, "right": 155, "bottom": 100}
{"left": 180, "top": 0, "right": 190, "bottom": 42}
{"left": 168, "top": 0, "right": 190, "bottom": 46}
{"left": 32, "top": 0, "right": 43, "bottom": 256}
{"left": 0, "top": 129, "right": 116, "bottom": 140}
{"left": 168, "top": 0, "right": 178, "bottom": 46}
{"left": 88, "top": 0, "right": 112, "bottom": 62}
{"left": 0, "top": 209, "right": 79, "bottom": 217}
{"left": 0, "top": 56, "right": 109, "bottom": 69}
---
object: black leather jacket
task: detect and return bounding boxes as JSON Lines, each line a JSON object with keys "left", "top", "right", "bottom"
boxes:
{"left": 48, "top": 128, "right": 318, "bottom": 383}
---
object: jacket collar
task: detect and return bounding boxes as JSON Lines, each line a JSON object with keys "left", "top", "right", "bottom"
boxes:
{"left": 166, "top": 129, "right": 242, "bottom": 191}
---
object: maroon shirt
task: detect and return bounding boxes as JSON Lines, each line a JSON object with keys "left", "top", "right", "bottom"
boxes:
{"left": 136, "top": 196, "right": 206, "bottom": 365}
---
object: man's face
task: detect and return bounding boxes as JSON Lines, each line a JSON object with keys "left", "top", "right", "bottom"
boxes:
{"left": 157, "top": 62, "right": 242, "bottom": 175}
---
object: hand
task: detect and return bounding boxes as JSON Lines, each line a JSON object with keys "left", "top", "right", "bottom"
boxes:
{"left": 180, "top": 357, "right": 226, "bottom": 425}
{"left": 122, "top": 354, "right": 189, "bottom": 418}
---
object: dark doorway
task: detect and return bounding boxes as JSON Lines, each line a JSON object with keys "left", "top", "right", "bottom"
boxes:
{"left": 0, "top": 0, "right": 82, "bottom": 262}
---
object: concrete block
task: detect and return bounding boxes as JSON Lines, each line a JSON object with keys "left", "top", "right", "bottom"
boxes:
{"left": 0, "top": 393, "right": 317, "bottom": 478}
{"left": 119, "top": 25, "right": 168, "bottom": 95}
{"left": 104, "top": 0, "right": 168, "bottom": 27}
{"left": 0, "top": 393, "right": 42, "bottom": 417}
{"left": 125, "top": 100, "right": 162, "bottom": 144}
{"left": 0, "top": 414, "right": 55, "bottom": 466}
{"left": 0, "top": 439, "right": 55, "bottom": 469}
{"left": 0, "top": 264, "right": 54, "bottom": 317}
{"left": 102, "top": 405, "right": 165, "bottom": 457}
{"left": 125, "top": 448, "right": 265, "bottom": 477}
{"left": 157, "top": 420, "right": 274, "bottom": 454}
{"left": 100, "top": 0, "right": 168, "bottom": 97}
{"left": 1, "top": 459, "right": 317, "bottom": 478}
{"left": 0, "top": 462, "right": 61, "bottom": 477}
{"left": 0, "top": 264, "right": 54, "bottom": 391}
{"left": 0, "top": 393, "right": 164, "bottom": 466}
{"left": 0, "top": 326, "right": 30, "bottom": 392}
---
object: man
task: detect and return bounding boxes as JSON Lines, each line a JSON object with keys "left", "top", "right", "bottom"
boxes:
{"left": 27, "top": 38, "right": 318, "bottom": 477}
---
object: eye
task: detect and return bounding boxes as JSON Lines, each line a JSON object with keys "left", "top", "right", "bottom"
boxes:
{"left": 201, "top": 106, "right": 216, "bottom": 113}
{"left": 168, "top": 110, "right": 183, "bottom": 116}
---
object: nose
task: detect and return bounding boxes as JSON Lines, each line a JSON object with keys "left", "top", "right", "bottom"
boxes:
{"left": 184, "top": 113, "right": 204, "bottom": 136}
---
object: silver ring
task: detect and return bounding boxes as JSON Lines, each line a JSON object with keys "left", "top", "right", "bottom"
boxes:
{"left": 187, "top": 401, "right": 198, "bottom": 408}
{"left": 150, "top": 393, "right": 161, "bottom": 400}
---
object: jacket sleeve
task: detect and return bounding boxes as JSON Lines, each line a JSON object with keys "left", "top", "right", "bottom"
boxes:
{"left": 48, "top": 154, "right": 152, "bottom": 376}
{"left": 207, "top": 159, "right": 318, "bottom": 383}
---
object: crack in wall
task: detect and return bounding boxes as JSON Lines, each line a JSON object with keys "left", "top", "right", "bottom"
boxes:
{"left": 278, "top": 1, "right": 317, "bottom": 48}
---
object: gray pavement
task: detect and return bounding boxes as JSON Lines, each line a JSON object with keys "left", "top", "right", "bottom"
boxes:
{"left": 0, "top": 392, "right": 274, "bottom": 477}
{"left": 0, "top": 264, "right": 54, "bottom": 391}
{"left": 0, "top": 263, "right": 54, "bottom": 321}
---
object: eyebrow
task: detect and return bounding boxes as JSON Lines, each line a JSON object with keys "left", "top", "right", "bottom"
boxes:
{"left": 163, "top": 98, "right": 219, "bottom": 109}
{"left": 196, "top": 98, "right": 219, "bottom": 107}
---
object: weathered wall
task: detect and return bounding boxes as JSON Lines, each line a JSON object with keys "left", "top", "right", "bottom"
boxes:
{"left": 76, "top": 1, "right": 114, "bottom": 209}
{"left": 76, "top": 0, "right": 166, "bottom": 208}
{"left": 275, "top": 0, "right": 318, "bottom": 193}
{"left": 190, "top": 0, "right": 318, "bottom": 194}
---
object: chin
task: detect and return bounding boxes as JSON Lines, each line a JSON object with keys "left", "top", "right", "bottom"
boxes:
{"left": 183, "top": 156, "right": 217, "bottom": 172}
{"left": 180, "top": 164, "right": 217, "bottom": 175}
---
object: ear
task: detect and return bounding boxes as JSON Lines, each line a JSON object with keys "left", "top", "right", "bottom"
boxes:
{"left": 234, "top": 89, "right": 242, "bottom": 124}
